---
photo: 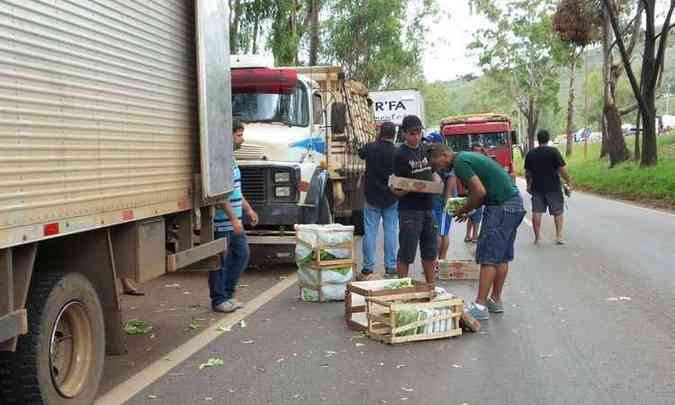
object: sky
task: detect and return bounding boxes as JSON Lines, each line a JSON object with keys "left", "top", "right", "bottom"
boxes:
{"left": 423, "top": 2, "right": 490, "bottom": 83}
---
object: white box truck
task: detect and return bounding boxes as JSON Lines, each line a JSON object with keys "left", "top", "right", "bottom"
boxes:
{"left": 370, "top": 89, "right": 426, "bottom": 128}
{"left": 0, "top": 1, "right": 234, "bottom": 403}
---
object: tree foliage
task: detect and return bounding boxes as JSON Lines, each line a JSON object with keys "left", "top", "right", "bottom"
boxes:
{"left": 469, "top": 0, "right": 562, "bottom": 151}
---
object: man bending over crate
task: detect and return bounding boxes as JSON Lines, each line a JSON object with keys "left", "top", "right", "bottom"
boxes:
{"left": 389, "top": 115, "right": 438, "bottom": 285}
{"left": 428, "top": 143, "right": 526, "bottom": 321}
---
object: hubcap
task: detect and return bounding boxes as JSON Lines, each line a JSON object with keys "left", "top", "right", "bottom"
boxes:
{"left": 49, "top": 300, "right": 93, "bottom": 398}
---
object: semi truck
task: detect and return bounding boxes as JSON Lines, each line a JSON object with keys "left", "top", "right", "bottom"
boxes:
{"left": 0, "top": 1, "right": 234, "bottom": 403}
{"left": 229, "top": 57, "right": 376, "bottom": 262}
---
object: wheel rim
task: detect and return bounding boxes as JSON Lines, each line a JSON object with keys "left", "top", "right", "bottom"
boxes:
{"left": 49, "top": 300, "right": 94, "bottom": 398}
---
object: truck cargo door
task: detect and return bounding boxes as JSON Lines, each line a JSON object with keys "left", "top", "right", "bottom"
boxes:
{"left": 196, "top": 0, "right": 233, "bottom": 199}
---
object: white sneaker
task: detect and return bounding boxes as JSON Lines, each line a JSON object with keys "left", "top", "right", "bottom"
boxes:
{"left": 213, "top": 300, "right": 237, "bottom": 313}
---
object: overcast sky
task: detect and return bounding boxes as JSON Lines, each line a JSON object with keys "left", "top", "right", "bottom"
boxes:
{"left": 423, "top": 2, "right": 489, "bottom": 82}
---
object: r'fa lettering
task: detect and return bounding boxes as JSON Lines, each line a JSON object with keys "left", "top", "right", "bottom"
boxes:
{"left": 374, "top": 100, "right": 407, "bottom": 112}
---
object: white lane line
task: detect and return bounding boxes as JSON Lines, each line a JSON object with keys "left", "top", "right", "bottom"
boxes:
{"left": 96, "top": 274, "right": 298, "bottom": 405}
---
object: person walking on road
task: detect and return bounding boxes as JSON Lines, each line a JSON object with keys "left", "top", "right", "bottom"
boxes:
{"left": 524, "top": 129, "right": 573, "bottom": 245}
{"left": 390, "top": 115, "right": 438, "bottom": 285}
{"left": 358, "top": 121, "right": 399, "bottom": 280}
{"left": 425, "top": 131, "right": 457, "bottom": 261}
{"left": 429, "top": 143, "right": 526, "bottom": 321}
{"left": 210, "top": 120, "right": 259, "bottom": 313}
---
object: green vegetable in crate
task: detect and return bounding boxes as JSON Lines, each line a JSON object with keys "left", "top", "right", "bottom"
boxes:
{"left": 394, "top": 309, "right": 419, "bottom": 337}
{"left": 385, "top": 279, "right": 413, "bottom": 289}
{"left": 444, "top": 197, "right": 468, "bottom": 214}
{"left": 298, "top": 249, "right": 338, "bottom": 265}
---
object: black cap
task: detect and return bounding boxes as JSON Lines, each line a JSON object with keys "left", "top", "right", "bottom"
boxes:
{"left": 401, "top": 115, "right": 423, "bottom": 133}
{"left": 379, "top": 121, "right": 396, "bottom": 139}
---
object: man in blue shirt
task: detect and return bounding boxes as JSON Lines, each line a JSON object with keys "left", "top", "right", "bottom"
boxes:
{"left": 210, "top": 120, "right": 259, "bottom": 313}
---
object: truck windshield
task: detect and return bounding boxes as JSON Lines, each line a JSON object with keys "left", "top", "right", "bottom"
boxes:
{"left": 446, "top": 132, "right": 508, "bottom": 151}
{"left": 232, "top": 83, "right": 309, "bottom": 127}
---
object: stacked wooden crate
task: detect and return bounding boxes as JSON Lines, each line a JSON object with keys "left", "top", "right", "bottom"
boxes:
{"left": 296, "top": 224, "right": 356, "bottom": 302}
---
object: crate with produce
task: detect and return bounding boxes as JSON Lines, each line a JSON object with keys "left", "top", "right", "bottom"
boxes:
{"left": 366, "top": 293, "right": 464, "bottom": 344}
{"left": 295, "top": 224, "right": 355, "bottom": 302}
{"left": 345, "top": 278, "right": 433, "bottom": 330}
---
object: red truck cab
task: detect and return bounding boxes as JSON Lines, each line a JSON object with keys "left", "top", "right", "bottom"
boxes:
{"left": 440, "top": 113, "right": 517, "bottom": 177}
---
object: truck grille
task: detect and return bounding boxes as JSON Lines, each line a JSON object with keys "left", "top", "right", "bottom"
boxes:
{"left": 240, "top": 168, "right": 266, "bottom": 202}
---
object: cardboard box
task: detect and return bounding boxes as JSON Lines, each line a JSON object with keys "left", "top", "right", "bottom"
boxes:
{"left": 437, "top": 259, "right": 480, "bottom": 280}
{"left": 388, "top": 175, "right": 443, "bottom": 194}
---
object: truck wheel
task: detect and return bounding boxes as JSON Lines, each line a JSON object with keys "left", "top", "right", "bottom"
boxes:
{"left": 1, "top": 272, "right": 105, "bottom": 405}
{"left": 318, "top": 194, "right": 333, "bottom": 224}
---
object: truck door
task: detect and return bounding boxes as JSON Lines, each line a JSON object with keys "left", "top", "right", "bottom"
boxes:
{"left": 196, "top": 0, "right": 233, "bottom": 198}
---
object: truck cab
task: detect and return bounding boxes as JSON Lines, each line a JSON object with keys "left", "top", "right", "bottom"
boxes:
{"left": 230, "top": 57, "right": 372, "bottom": 262}
{"left": 440, "top": 113, "right": 517, "bottom": 190}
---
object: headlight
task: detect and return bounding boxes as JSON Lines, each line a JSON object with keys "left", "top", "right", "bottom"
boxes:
{"left": 274, "top": 172, "right": 291, "bottom": 183}
{"left": 275, "top": 186, "right": 291, "bottom": 197}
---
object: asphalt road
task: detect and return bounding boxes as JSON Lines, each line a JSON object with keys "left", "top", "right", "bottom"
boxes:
{"left": 116, "top": 185, "right": 675, "bottom": 405}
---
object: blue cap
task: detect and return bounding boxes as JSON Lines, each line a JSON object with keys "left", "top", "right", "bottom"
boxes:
{"left": 424, "top": 131, "right": 444, "bottom": 144}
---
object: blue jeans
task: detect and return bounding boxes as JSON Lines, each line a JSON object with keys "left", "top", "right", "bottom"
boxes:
{"left": 362, "top": 202, "right": 398, "bottom": 272}
{"left": 208, "top": 231, "right": 250, "bottom": 308}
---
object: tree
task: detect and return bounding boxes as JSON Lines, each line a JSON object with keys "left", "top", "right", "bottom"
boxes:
{"left": 603, "top": 0, "right": 675, "bottom": 166}
{"left": 323, "top": 0, "right": 438, "bottom": 89}
{"left": 470, "top": 0, "right": 561, "bottom": 151}
{"left": 553, "top": 0, "right": 602, "bottom": 156}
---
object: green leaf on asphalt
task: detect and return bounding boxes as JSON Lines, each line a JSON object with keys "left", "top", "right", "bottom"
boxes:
{"left": 199, "top": 358, "right": 224, "bottom": 370}
{"left": 123, "top": 319, "right": 153, "bottom": 335}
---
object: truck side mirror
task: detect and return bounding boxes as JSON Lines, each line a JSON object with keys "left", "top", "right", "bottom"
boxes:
{"left": 510, "top": 130, "right": 518, "bottom": 145}
{"left": 331, "top": 102, "right": 347, "bottom": 134}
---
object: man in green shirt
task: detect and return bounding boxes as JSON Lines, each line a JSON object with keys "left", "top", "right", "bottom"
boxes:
{"left": 429, "top": 144, "right": 526, "bottom": 321}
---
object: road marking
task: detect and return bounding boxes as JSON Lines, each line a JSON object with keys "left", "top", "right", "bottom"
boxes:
{"left": 96, "top": 274, "right": 298, "bottom": 405}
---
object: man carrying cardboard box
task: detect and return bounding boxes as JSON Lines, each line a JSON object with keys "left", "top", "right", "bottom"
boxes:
{"left": 390, "top": 115, "right": 438, "bottom": 285}
{"left": 428, "top": 143, "right": 526, "bottom": 321}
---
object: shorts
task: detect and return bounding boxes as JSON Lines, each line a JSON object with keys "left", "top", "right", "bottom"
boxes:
{"left": 476, "top": 194, "right": 526, "bottom": 265}
{"left": 468, "top": 206, "right": 484, "bottom": 223}
{"left": 432, "top": 206, "right": 453, "bottom": 237}
{"left": 397, "top": 210, "right": 437, "bottom": 264}
{"left": 531, "top": 191, "right": 564, "bottom": 215}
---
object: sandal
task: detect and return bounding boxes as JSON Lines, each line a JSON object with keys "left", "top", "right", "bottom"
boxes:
{"left": 464, "top": 237, "right": 471, "bottom": 243}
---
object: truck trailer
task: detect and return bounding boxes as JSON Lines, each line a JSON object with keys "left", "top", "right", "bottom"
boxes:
{"left": 0, "top": 1, "right": 233, "bottom": 403}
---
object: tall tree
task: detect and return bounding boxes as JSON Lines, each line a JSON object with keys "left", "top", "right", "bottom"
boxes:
{"left": 553, "top": 0, "right": 601, "bottom": 156}
{"left": 470, "top": 0, "right": 561, "bottom": 152}
{"left": 324, "top": 0, "right": 438, "bottom": 89}
{"left": 603, "top": 0, "right": 675, "bottom": 166}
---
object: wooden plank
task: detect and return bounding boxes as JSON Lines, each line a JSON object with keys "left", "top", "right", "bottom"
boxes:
{"left": 175, "top": 211, "right": 194, "bottom": 252}
{"left": 0, "top": 309, "right": 27, "bottom": 343}
{"left": 167, "top": 238, "right": 226, "bottom": 272}
{"left": 200, "top": 206, "right": 215, "bottom": 243}
{"left": 0, "top": 248, "right": 13, "bottom": 318}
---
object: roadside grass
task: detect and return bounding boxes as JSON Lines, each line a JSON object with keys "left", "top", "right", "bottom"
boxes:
{"left": 513, "top": 132, "right": 675, "bottom": 208}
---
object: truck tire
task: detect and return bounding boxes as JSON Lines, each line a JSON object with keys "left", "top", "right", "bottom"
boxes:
{"left": 318, "top": 193, "right": 333, "bottom": 225}
{"left": 1, "top": 272, "right": 105, "bottom": 405}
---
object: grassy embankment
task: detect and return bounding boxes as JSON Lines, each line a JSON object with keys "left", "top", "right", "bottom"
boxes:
{"left": 513, "top": 133, "right": 675, "bottom": 208}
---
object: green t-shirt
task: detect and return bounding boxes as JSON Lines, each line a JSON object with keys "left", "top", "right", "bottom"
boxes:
{"left": 453, "top": 152, "right": 518, "bottom": 205}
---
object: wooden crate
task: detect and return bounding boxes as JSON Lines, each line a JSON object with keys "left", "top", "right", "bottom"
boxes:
{"left": 298, "top": 262, "right": 356, "bottom": 303}
{"left": 295, "top": 225, "right": 355, "bottom": 267}
{"left": 388, "top": 175, "right": 443, "bottom": 194}
{"left": 437, "top": 259, "right": 480, "bottom": 280}
{"left": 345, "top": 278, "right": 433, "bottom": 331}
{"left": 366, "top": 293, "right": 464, "bottom": 344}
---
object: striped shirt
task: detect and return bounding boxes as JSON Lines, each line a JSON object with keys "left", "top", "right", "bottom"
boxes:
{"left": 214, "top": 159, "right": 243, "bottom": 233}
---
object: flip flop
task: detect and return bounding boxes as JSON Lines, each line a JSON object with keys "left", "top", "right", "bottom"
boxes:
{"left": 464, "top": 237, "right": 471, "bottom": 243}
